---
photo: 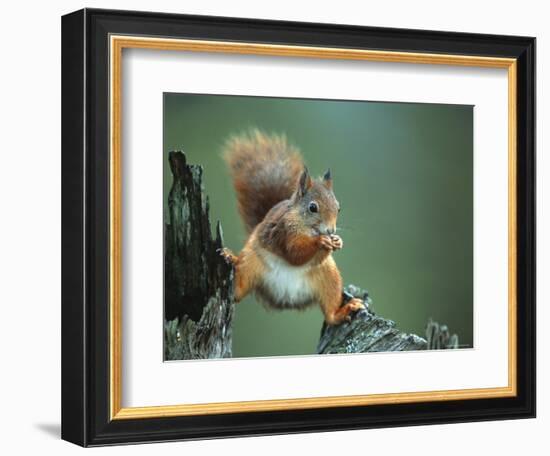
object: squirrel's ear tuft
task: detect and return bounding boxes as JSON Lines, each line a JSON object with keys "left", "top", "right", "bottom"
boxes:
{"left": 298, "top": 167, "right": 312, "bottom": 196}
{"left": 323, "top": 168, "right": 333, "bottom": 189}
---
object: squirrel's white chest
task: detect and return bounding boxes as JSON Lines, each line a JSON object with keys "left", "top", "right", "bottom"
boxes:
{"left": 260, "top": 251, "right": 315, "bottom": 308}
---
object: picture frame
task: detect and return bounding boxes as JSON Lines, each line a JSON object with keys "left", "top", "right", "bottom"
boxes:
{"left": 61, "top": 8, "right": 536, "bottom": 447}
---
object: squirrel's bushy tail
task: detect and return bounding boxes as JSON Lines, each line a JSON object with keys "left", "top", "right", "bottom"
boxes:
{"left": 223, "top": 129, "right": 304, "bottom": 233}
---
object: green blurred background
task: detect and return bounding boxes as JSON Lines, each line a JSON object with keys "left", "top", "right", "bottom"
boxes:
{"left": 164, "top": 93, "right": 473, "bottom": 357}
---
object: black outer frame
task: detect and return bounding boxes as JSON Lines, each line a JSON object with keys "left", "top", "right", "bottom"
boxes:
{"left": 61, "top": 8, "right": 536, "bottom": 447}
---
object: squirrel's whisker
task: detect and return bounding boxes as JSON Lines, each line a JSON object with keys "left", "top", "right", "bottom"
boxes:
{"left": 335, "top": 225, "right": 354, "bottom": 232}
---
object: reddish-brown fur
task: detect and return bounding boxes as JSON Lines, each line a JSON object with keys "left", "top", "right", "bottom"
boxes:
{"left": 223, "top": 129, "right": 304, "bottom": 233}
{"left": 221, "top": 129, "right": 364, "bottom": 325}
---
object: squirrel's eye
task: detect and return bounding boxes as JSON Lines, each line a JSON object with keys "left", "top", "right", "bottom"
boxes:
{"left": 308, "top": 201, "right": 319, "bottom": 213}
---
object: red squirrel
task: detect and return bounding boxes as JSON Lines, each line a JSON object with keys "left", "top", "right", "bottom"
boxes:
{"left": 220, "top": 129, "right": 364, "bottom": 325}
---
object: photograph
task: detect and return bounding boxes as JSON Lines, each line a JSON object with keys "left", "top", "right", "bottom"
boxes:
{"left": 57, "top": 5, "right": 536, "bottom": 448}
{"left": 163, "top": 93, "right": 473, "bottom": 360}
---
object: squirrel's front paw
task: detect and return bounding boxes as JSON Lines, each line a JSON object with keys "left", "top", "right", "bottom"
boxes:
{"left": 319, "top": 235, "right": 334, "bottom": 251}
{"left": 330, "top": 234, "right": 343, "bottom": 250}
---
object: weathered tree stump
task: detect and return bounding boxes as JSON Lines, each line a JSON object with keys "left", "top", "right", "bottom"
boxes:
{"left": 164, "top": 151, "right": 234, "bottom": 360}
{"left": 317, "top": 285, "right": 427, "bottom": 353}
{"left": 317, "top": 285, "right": 459, "bottom": 354}
{"left": 164, "top": 153, "right": 458, "bottom": 360}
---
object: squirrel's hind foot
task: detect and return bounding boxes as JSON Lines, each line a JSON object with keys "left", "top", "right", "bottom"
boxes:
{"left": 326, "top": 298, "right": 365, "bottom": 325}
{"left": 217, "top": 247, "right": 238, "bottom": 265}
{"left": 343, "top": 298, "right": 365, "bottom": 322}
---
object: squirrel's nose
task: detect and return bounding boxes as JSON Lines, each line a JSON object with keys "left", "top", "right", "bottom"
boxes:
{"left": 326, "top": 227, "right": 335, "bottom": 235}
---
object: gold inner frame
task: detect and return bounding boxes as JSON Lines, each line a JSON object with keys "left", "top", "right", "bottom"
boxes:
{"left": 109, "top": 35, "right": 518, "bottom": 420}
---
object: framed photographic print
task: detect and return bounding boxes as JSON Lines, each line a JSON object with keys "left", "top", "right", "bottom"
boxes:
{"left": 61, "top": 8, "right": 536, "bottom": 447}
